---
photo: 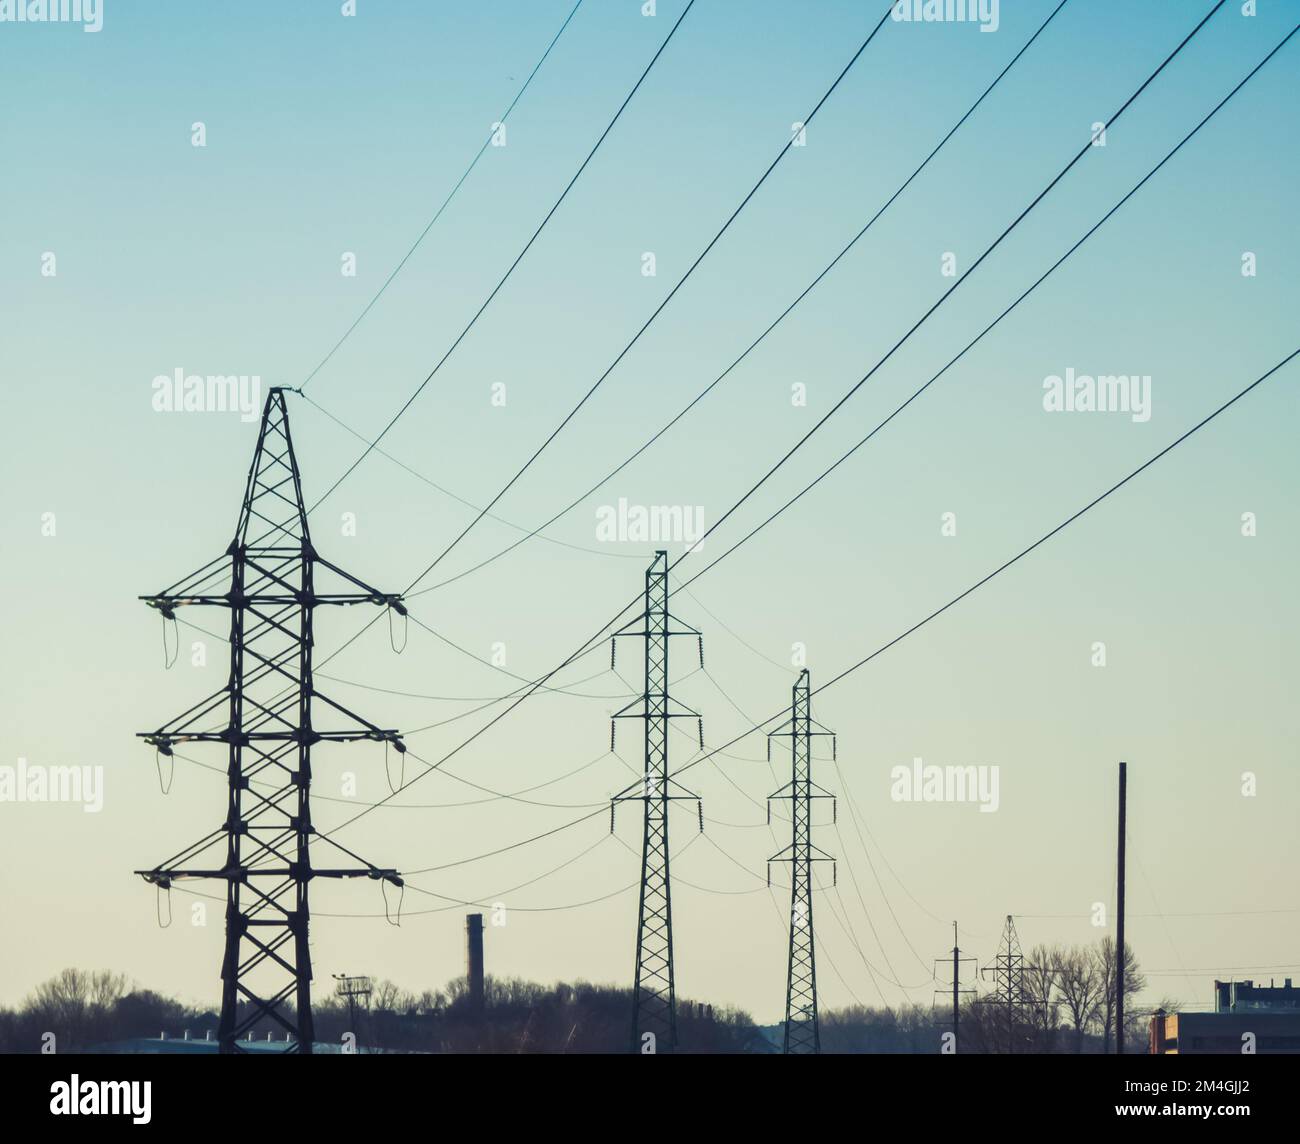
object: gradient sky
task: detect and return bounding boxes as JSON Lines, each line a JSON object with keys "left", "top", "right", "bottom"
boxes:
{"left": 1, "top": 0, "right": 1298, "bottom": 1026}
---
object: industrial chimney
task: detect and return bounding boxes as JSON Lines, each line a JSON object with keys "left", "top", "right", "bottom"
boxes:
{"left": 466, "top": 913, "right": 485, "bottom": 1010}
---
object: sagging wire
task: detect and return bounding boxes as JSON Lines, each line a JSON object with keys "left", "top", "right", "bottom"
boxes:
{"left": 384, "top": 739, "right": 406, "bottom": 795}
{"left": 155, "top": 882, "right": 172, "bottom": 928}
{"left": 161, "top": 612, "right": 179, "bottom": 670}
{"left": 387, "top": 602, "right": 408, "bottom": 654}
{"left": 155, "top": 745, "right": 175, "bottom": 795}
{"left": 382, "top": 878, "right": 405, "bottom": 926}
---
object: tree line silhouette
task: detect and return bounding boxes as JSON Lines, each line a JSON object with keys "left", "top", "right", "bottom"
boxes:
{"left": 0, "top": 938, "right": 1167, "bottom": 1053}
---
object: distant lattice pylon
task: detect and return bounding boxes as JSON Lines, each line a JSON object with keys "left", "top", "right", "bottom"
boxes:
{"left": 979, "top": 914, "right": 1044, "bottom": 1053}
{"left": 766, "top": 668, "right": 837, "bottom": 1054}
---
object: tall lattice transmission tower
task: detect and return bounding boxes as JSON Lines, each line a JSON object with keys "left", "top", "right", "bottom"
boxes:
{"left": 609, "top": 550, "right": 704, "bottom": 1054}
{"left": 980, "top": 914, "right": 1041, "bottom": 1053}
{"left": 766, "top": 668, "right": 836, "bottom": 1054}
{"left": 135, "top": 387, "right": 406, "bottom": 1054}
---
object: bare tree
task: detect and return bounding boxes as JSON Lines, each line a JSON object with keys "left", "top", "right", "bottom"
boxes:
{"left": 1023, "top": 943, "right": 1062, "bottom": 1050}
{"left": 25, "top": 968, "right": 129, "bottom": 1048}
{"left": 1093, "top": 936, "right": 1146, "bottom": 1052}
{"left": 89, "top": 971, "right": 129, "bottom": 1010}
{"left": 1052, "top": 945, "right": 1102, "bottom": 1053}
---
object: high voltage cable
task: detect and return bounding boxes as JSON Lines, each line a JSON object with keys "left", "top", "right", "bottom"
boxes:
{"left": 1020, "top": 909, "right": 1300, "bottom": 920}
{"left": 401, "top": 803, "right": 609, "bottom": 875}
{"left": 675, "top": 19, "right": 1300, "bottom": 597}
{"left": 330, "top": 330, "right": 1285, "bottom": 851}
{"left": 697, "top": 714, "right": 921, "bottom": 998}
{"left": 809, "top": 917, "right": 870, "bottom": 1009}
{"left": 393, "top": 4, "right": 898, "bottom": 592}
{"left": 689, "top": 584, "right": 1001, "bottom": 938}
{"left": 400, "top": 831, "right": 707, "bottom": 912}
{"left": 160, "top": 835, "right": 632, "bottom": 919}
{"left": 821, "top": 875, "right": 932, "bottom": 993}
{"left": 404, "top": 0, "right": 1070, "bottom": 597}
{"left": 661, "top": 664, "right": 968, "bottom": 983}
{"left": 309, "top": 3, "right": 1247, "bottom": 849}
{"left": 173, "top": 613, "right": 632, "bottom": 701}
{"left": 376, "top": 0, "right": 1238, "bottom": 701}
{"left": 169, "top": 748, "right": 611, "bottom": 811}
{"left": 829, "top": 816, "right": 932, "bottom": 977}
{"left": 676, "top": 0, "right": 1234, "bottom": 582}
{"left": 832, "top": 756, "right": 989, "bottom": 942}
{"left": 308, "top": 0, "right": 699, "bottom": 513}
{"left": 298, "top": 0, "right": 586, "bottom": 391}
{"left": 664, "top": 345, "right": 1300, "bottom": 789}
{"left": 341, "top": 342, "right": 1295, "bottom": 890}
{"left": 255, "top": 0, "right": 1192, "bottom": 755}
{"left": 494, "top": 10, "right": 1288, "bottom": 851}
{"left": 299, "top": 390, "right": 643, "bottom": 562}
{"left": 484, "top": 0, "right": 1261, "bottom": 798}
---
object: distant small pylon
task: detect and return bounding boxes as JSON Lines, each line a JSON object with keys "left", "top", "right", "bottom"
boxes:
{"left": 978, "top": 915, "right": 1043, "bottom": 1053}
{"left": 766, "top": 669, "right": 837, "bottom": 1055}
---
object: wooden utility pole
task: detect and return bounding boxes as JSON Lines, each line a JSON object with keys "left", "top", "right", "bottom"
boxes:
{"left": 935, "top": 923, "right": 975, "bottom": 1053}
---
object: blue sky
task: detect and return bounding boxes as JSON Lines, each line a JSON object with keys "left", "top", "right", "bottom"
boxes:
{"left": 1, "top": 0, "right": 1297, "bottom": 1023}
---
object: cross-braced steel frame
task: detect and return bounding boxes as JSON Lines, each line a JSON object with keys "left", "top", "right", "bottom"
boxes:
{"left": 979, "top": 914, "right": 1042, "bottom": 1054}
{"left": 610, "top": 550, "right": 704, "bottom": 1054}
{"left": 767, "top": 669, "right": 836, "bottom": 1055}
{"left": 135, "top": 387, "right": 406, "bottom": 1054}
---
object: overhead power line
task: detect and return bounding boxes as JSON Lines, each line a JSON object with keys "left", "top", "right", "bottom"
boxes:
{"left": 306, "top": 0, "right": 1238, "bottom": 846}
{"left": 676, "top": 0, "right": 1232, "bottom": 575}
{"left": 308, "top": 0, "right": 699, "bottom": 512}
{"left": 667, "top": 345, "right": 1300, "bottom": 788}
{"left": 394, "top": 4, "right": 898, "bottom": 595}
{"left": 265, "top": 0, "right": 1235, "bottom": 800}
{"left": 299, "top": 0, "right": 586, "bottom": 391}
{"left": 676, "top": 18, "right": 1300, "bottom": 596}
{"left": 298, "top": 389, "right": 643, "bottom": 562}
{"left": 405, "top": 0, "right": 1071, "bottom": 597}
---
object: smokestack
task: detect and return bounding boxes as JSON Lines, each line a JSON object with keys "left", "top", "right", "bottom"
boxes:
{"left": 466, "top": 912, "right": 485, "bottom": 1010}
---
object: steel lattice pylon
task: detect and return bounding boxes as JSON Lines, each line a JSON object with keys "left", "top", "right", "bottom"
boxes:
{"left": 980, "top": 914, "right": 1039, "bottom": 1053}
{"left": 135, "top": 387, "right": 406, "bottom": 1054}
{"left": 767, "top": 669, "right": 836, "bottom": 1055}
{"left": 610, "top": 550, "right": 703, "bottom": 1054}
